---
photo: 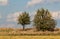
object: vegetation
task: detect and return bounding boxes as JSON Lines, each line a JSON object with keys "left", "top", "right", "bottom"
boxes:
{"left": 33, "top": 8, "right": 56, "bottom": 31}
{"left": 0, "top": 36, "right": 60, "bottom": 39}
{"left": 17, "top": 12, "right": 30, "bottom": 30}
{"left": 0, "top": 28, "right": 60, "bottom": 36}
{"left": 0, "top": 8, "right": 57, "bottom": 36}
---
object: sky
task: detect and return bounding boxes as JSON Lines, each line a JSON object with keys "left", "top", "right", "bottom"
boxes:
{"left": 0, "top": 0, "right": 60, "bottom": 28}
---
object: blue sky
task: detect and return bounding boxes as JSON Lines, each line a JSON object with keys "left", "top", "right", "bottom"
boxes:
{"left": 0, "top": 0, "right": 60, "bottom": 28}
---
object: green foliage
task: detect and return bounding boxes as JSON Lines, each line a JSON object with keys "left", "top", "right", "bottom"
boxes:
{"left": 33, "top": 8, "right": 56, "bottom": 31}
{"left": 17, "top": 12, "right": 30, "bottom": 30}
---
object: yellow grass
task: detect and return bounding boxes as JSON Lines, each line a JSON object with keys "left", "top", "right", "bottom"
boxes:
{"left": 0, "top": 36, "right": 60, "bottom": 39}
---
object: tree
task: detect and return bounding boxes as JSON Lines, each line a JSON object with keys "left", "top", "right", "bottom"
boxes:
{"left": 33, "top": 8, "right": 56, "bottom": 31}
{"left": 17, "top": 12, "right": 30, "bottom": 30}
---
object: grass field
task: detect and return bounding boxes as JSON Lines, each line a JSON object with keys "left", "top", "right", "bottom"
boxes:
{"left": 0, "top": 36, "right": 60, "bottom": 39}
{"left": 0, "top": 28, "right": 60, "bottom": 39}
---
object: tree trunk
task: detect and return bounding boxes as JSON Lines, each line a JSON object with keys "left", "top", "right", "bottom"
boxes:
{"left": 23, "top": 25, "right": 25, "bottom": 31}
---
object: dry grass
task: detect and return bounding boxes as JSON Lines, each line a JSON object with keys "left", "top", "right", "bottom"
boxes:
{"left": 0, "top": 28, "right": 60, "bottom": 35}
{"left": 0, "top": 36, "right": 60, "bottom": 39}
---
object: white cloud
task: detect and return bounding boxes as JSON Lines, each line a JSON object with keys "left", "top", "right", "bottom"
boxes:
{"left": 27, "top": 0, "right": 43, "bottom": 6}
{"left": 7, "top": 12, "right": 22, "bottom": 22}
{"left": 7, "top": 11, "right": 60, "bottom": 22}
{"left": 0, "top": 0, "right": 8, "bottom": 5}
{"left": 29, "top": 11, "right": 36, "bottom": 21}
{"left": 7, "top": 11, "right": 36, "bottom": 22}
{"left": 0, "top": 24, "right": 15, "bottom": 28}
{"left": 50, "top": 11, "right": 60, "bottom": 20}
{"left": 29, "top": 11, "right": 60, "bottom": 20}
{"left": 27, "top": 0, "right": 60, "bottom": 6}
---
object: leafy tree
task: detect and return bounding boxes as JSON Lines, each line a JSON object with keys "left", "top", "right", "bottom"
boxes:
{"left": 33, "top": 8, "right": 56, "bottom": 31}
{"left": 17, "top": 12, "right": 30, "bottom": 30}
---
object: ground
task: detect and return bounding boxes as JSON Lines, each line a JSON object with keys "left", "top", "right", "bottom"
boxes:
{"left": 0, "top": 28, "right": 60, "bottom": 39}
{"left": 0, "top": 36, "right": 60, "bottom": 39}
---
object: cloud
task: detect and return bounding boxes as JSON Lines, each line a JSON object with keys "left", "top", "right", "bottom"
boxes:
{"left": 27, "top": 0, "right": 43, "bottom": 6}
{"left": 27, "top": 0, "right": 60, "bottom": 7}
{"left": 29, "top": 11, "right": 36, "bottom": 21}
{"left": 0, "top": 0, "right": 8, "bottom": 5}
{"left": 7, "top": 12, "right": 22, "bottom": 22}
{"left": 7, "top": 11, "right": 36, "bottom": 22}
{"left": 6, "top": 11, "right": 60, "bottom": 22}
{"left": 51, "top": 11, "right": 60, "bottom": 20}
{"left": 29, "top": 11, "right": 60, "bottom": 20}
{"left": 0, "top": 24, "right": 15, "bottom": 28}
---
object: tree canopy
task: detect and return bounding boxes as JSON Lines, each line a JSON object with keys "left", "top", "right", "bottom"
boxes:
{"left": 33, "top": 8, "right": 56, "bottom": 31}
{"left": 17, "top": 12, "right": 30, "bottom": 30}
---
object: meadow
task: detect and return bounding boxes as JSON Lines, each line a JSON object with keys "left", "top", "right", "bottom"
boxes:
{"left": 0, "top": 28, "right": 60, "bottom": 39}
{"left": 0, "top": 28, "right": 60, "bottom": 36}
{"left": 0, "top": 36, "right": 60, "bottom": 39}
